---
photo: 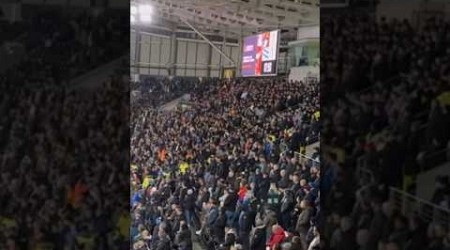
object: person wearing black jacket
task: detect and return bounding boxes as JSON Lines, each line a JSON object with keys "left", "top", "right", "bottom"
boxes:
{"left": 258, "top": 172, "right": 270, "bottom": 202}
{"left": 183, "top": 189, "right": 196, "bottom": 229}
{"left": 280, "top": 189, "right": 295, "bottom": 231}
{"left": 250, "top": 217, "right": 267, "bottom": 250}
{"left": 175, "top": 223, "right": 192, "bottom": 250}
{"left": 155, "top": 228, "right": 172, "bottom": 250}
{"left": 214, "top": 207, "right": 227, "bottom": 244}
{"left": 223, "top": 189, "right": 238, "bottom": 227}
{"left": 238, "top": 202, "right": 257, "bottom": 250}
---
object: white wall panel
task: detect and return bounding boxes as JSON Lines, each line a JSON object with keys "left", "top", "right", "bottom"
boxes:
{"left": 176, "top": 68, "right": 186, "bottom": 76}
{"left": 231, "top": 47, "right": 240, "bottom": 67}
{"left": 185, "top": 69, "right": 196, "bottom": 77}
{"left": 297, "top": 26, "right": 320, "bottom": 40}
{"left": 140, "top": 35, "right": 151, "bottom": 64}
{"left": 136, "top": 33, "right": 241, "bottom": 77}
{"left": 196, "top": 70, "right": 208, "bottom": 77}
{"left": 177, "top": 41, "right": 187, "bottom": 64}
{"left": 210, "top": 70, "right": 220, "bottom": 77}
{"left": 149, "top": 68, "right": 159, "bottom": 75}
{"left": 186, "top": 42, "right": 197, "bottom": 76}
{"left": 160, "top": 38, "right": 171, "bottom": 65}
{"left": 150, "top": 37, "right": 161, "bottom": 64}
{"left": 196, "top": 43, "right": 209, "bottom": 65}
{"left": 222, "top": 46, "right": 232, "bottom": 66}
{"left": 130, "top": 32, "right": 136, "bottom": 63}
{"left": 186, "top": 42, "right": 197, "bottom": 64}
{"left": 139, "top": 66, "right": 150, "bottom": 75}
{"left": 211, "top": 45, "right": 222, "bottom": 68}
{"left": 159, "top": 69, "right": 169, "bottom": 76}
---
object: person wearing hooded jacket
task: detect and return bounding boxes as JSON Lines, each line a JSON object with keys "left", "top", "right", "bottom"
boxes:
{"left": 250, "top": 216, "right": 267, "bottom": 250}
{"left": 280, "top": 189, "right": 295, "bottom": 231}
{"left": 175, "top": 223, "right": 192, "bottom": 250}
{"left": 296, "top": 200, "right": 314, "bottom": 250}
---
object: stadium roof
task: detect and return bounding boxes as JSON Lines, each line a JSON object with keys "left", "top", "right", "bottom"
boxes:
{"left": 132, "top": 0, "right": 319, "bottom": 39}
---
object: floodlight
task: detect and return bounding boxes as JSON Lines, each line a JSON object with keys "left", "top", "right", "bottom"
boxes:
{"left": 140, "top": 15, "right": 152, "bottom": 23}
{"left": 130, "top": 6, "right": 138, "bottom": 15}
{"left": 139, "top": 4, "right": 153, "bottom": 15}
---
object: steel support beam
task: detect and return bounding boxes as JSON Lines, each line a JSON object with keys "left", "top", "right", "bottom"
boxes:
{"left": 180, "top": 18, "right": 235, "bottom": 66}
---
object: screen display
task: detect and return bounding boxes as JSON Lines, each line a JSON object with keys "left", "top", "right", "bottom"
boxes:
{"left": 241, "top": 30, "right": 280, "bottom": 77}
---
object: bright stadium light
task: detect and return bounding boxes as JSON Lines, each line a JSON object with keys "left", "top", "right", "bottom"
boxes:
{"left": 140, "top": 14, "right": 152, "bottom": 23}
{"left": 139, "top": 4, "right": 153, "bottom": 15}
{"left": 138, "top": 4, "right": 153, "bottom": 24}
{"left": 130, "top": 6, "right": 138, "bottom": 15}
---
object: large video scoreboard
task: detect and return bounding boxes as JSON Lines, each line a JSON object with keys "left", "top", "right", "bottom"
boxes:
{"left": 241, "top": 30, "right": 280, "bottom": 77}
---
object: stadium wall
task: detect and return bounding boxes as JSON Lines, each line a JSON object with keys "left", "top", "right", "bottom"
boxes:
{"left": 131, "top": 30, "right": 240, "bottom": 78}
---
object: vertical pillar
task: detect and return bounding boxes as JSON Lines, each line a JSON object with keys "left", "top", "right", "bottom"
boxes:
{"left": 207, "top": 41, "right": 212, "bottom": 78}
{"left": 219, "top": 30, "right": 226, "bottom": 79}
{"left": 169, "top": 31, "right": 177, "bottom": 76}
{"left": 134, "top": 29, "right": 141, "bottom": 75}
{"left": 237, "top": 32, "right": 243, "bottom": 77}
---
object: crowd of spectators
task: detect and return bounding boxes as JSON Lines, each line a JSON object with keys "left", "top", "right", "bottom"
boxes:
{"left": 322, "top": 14, "right": 450, "bottom": 250}
{"left": 0, "top": 7, "right": 129, "bottom": 249}
{"left": 3, "top": 8, "right": 127, "bottom": 87}
{"left": 0, "top": 20, "right": 27, "bottom": 44}
{"left": 131, "top": 77, "right": 320, "bottom": 250}
{"left": 131, "top": 77, "right": 207, "bottom": 108}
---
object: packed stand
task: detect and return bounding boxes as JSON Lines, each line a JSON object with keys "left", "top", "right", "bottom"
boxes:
{"left": 322, "top": 14, "right": 450, "bottom": 250}
{"left": 0, "top": 7, "right": 129, "bottom": 250}
{"left": 131, "top": 77, "right": 207, "bottom": 109}
{"left": 0, "top": 20, "right": 28, "bottom": 45}
{"left": 131, "top": 77, "right": 321, "bottom": 250}
{"left": 0, "top": 73, "right": 130, "bottom": 249}
{"left": 3, "top": 8, "right": 128, "bottom": 87}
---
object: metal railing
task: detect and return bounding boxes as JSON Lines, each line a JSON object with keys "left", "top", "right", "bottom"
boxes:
{"left": 294, "top": 152, "right": 320, "bottom": 169}
{"left": 390, "top": 187, "right": 450, "bottom": 229}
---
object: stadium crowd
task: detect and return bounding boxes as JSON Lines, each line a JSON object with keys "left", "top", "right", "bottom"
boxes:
{"left": 322, "top": 14, "right": 450, "bottom": 250}
{"left": 0, "top": 8, "right": 129, "bottom": 249}
{"left": 3, "top": 8, "right": 127, "bottom": 87}
{"left": 131, "top": 77, "right": 204, "bottom": 109}
{"left": 131, "top": 77, "right": 321, "bottom": 250}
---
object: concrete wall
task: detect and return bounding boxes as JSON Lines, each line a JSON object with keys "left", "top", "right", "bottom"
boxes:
{"left": 289, "top": 65, "right": 319, "bottom": 83}
{"left": 297, "top": 26, "right": 319, "bottom": 41}
{"left": 133, "top": 31, "right": 240, "bottom": 78}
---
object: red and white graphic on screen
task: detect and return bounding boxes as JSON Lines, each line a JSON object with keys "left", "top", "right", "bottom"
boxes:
{"left": 262, "top": 32, "right": 271, "bottom": 61}
{"left": 255, "top": 32, "right": 270, "bottom": 76}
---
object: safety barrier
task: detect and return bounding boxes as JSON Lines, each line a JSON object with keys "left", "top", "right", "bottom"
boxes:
{"left": 390, "top": 187, "right": 450, "bottom": 229}
{"left": 294, "top": 152, "right": 320, "bottom": 169}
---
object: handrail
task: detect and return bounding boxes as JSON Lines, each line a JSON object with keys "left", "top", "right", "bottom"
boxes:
{"left": 390, "top": 187, "right": 450, "bottom": 228}
{"left": 294, "top": 152, "right": 320, "bottom": 163}
{"left": 418, "top": 146, "right": 449, "bottom": 173}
